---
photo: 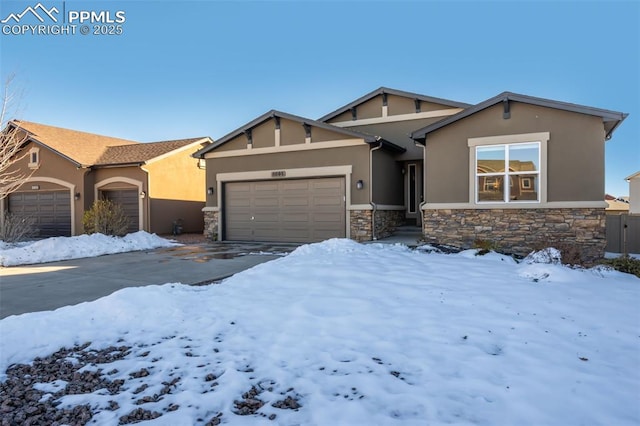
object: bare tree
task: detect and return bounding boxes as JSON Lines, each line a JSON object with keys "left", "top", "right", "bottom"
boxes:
{"left": 0, "top": 74, "right": 30, "bottom": 200}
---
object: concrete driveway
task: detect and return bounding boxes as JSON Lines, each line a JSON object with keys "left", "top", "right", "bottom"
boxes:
{"left": 0, "top": 242, "right": 297, "bottom": 318}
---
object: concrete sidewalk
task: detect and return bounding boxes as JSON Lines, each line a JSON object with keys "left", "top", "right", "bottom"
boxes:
{"left": 0, "top": 242, "right": 296, "bottom": 318}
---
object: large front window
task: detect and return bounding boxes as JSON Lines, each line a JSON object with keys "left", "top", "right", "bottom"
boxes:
{"left": 476, "top": 142, "right": 540, "bottom": 203}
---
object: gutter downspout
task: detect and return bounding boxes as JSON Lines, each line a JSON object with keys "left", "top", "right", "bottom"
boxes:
{"left": 370, "top": 141, "right": 383, "bottom": 240}
{"left": 415, "top": 141, "right": 427, "bottom": 233}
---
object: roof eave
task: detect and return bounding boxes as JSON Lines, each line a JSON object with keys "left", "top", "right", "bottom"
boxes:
{"left": 410, "top": 92, "right": 629, "bottom": 141}
{"left": 626, "top": 170, "right": 640, "bottom": 181}
{"left": 604, "top": 112, "right": 628, "bottom": 140}
{"left": 374, "top": 138, "right": 406, "bottom": 153}
{"left": 143, "top": 137, "right": 213, "bottom": 165}
{"left": 93, "top": 162, "right": 145, "bottom": 168}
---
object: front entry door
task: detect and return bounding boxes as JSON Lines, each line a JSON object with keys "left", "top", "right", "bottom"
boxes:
{"left": 405, "top": 162, "right": 423, "bottom": 224}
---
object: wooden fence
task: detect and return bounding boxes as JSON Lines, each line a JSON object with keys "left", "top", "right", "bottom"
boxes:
{"left": 606, "top": 214, "right": 640, "bottom": 254}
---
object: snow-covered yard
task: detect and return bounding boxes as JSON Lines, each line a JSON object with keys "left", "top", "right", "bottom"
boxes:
{"left": 0, "top": 232, "right": 178, "bottom": 267}
{"left": 1, "top": 239, "right": 638, "bottom": 425}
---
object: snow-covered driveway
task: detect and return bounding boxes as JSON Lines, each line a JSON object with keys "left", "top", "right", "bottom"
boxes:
{"left": 1, "top": 239, "right": 638, "bottom": 425}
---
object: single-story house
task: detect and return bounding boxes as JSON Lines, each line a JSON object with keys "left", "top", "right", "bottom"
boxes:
{"left": 193, "top": 87, "right": 627, "bottom": 262}
{"left": 605, "top": 194, "right": 630, "bottom": 214}
{"left": 2, "top": 120, "right": 211, "bottom": 237}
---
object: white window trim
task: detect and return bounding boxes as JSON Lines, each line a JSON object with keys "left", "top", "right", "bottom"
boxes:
{"left": 468, "top": 132, "right": 549, "bottom": 205}
{"left": 28, "top": 147, "right": 40, "bottom": 169}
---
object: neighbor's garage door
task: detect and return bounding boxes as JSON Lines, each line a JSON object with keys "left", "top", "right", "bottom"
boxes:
{"left": 8, "top": 191, "right": 71, "bottom": 237}
{"left": 101, "top": 189, "right": 139, "bottom": 233}
{"left": 225, "top": 177, "right": 345, "bottom": 242}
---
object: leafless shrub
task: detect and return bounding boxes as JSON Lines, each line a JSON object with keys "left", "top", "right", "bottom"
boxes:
{"left": 0, "top": 75, "right": 32, "bottom": 200}
{"left": 0, "top": 211, "right": 36, "bottom": 242}
{"left": 83, "top": 200, "right": 130, "bottom": 237}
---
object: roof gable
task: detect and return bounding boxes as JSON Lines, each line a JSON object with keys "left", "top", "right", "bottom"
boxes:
{"left": 411, "top": 92, "right": 628, "bottom": 142}
{"left": 318, "top": 87, "right": 471, "bottom": 123}
{"left": 193, "top": 110, "right": 404, "bottom": 157}
{"left": 11, "top": 120, "right": 137, "bottom": 166}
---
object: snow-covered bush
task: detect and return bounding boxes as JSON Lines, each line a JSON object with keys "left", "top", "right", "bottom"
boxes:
{"left": 524, "top": 247, "right": 562, "bottom": 265}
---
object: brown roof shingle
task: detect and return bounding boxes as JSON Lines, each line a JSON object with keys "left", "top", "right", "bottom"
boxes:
{"left": 95, "top": 138, "right": 207, "bottom": 165}
{"left": 12, "top": 120, "right": 137, "bottom": 166}
{"left": 11, "top": 120, "right": 209, "bottom": 167}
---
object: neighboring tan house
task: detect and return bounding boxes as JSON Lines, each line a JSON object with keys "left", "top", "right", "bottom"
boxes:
{"left": 2, "top": 121, "right": 211, "bottom": 237}
{"left": 193, "top": 87, "right": 627, "bottom": 262}
{"left": 627, "top": 171, "right": 640, "bottom": 215}
{"left": 605, "top": 194, "right": 630, "bottom": 214}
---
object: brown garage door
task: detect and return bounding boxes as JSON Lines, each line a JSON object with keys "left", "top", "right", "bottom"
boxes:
{"left": 225, "top": 177, "right": 345, "bottom": 242}
{"left": 101, "top": 190, "right": 139, "bottom": 233}
{"left": 8, "top": 191, "right": 71, "bottom": 237}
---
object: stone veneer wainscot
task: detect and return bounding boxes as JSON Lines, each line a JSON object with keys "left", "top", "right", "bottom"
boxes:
{"left": 350, "top": 209, "right": 405, "bottom": 241}
{"left": 203, "top": 209, "right": 219, "bottom": 240}
{"left": 422, "top": 208, "right": 606, "bottom": 264}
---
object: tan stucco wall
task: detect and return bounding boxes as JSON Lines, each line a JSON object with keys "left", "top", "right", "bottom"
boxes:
{"left": 143, "top": 146, "right": 206, "bottom": 233}
{"left": 372, "top": 149, "right": 403, "bottom": 205}
{"left": 205, "top": 144, "right": 371, "bottom": 206}
{"left": 145, "top": 150, "right": 205, "bottom": 202}
{"left": 630, "top": 178, "right": 640, "bottom": 214}
{"left": 4, "top": 141, "right": 86, "bottom": 235}
{"left": 330, "top": 110, "right": 353, "bottom": 123}
{"left": 424, "top": 102, "right": 607, "bottom": 203}
{"left": 251, "top": 119, "right": 275, "bottom": 149}
{"left": 93, "top": 167, "right": 147, "bottom": 191}
{"left": 386, "top": 94, "right": 415, "bottom": 116}
{"left": 280, "top": 118, "right": 307, "bottom": 146}
{"left": 387, "top": 95, "right": 455, "bottom": 116}
{"left": 312, "top": 126, "right": 354, "bottom": 143}
{"left": 344, "top": 117, "right": 443, "bottom": 160}
{"left": 356, "top": 95, "right": 382, "bottom": 119}
{"left": 216, "top": 133, "right": 248, "bottom": 152}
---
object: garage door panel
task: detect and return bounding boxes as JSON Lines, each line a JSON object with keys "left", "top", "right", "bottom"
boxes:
{"left": 225, "top": 178, "right": 345, "bottom": 242}
{"left": 254, "top": 197, "right": 280, "bottom": 208}
{"left": 8, "top": 191, "right": 71, "bottom": 237}
{"left": 313, "top": 180, "right": 343, "bottom": 190}
{"left": 101, "top": 190, "right": 139, "bottom": 234}
{"left": 282, "top": 213, "right": 311, "bottom": 226}
{"left": 282, "top": 180, "right": 309, "bottom": 191}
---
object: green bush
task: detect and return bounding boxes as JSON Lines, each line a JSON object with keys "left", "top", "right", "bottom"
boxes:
{"left": 600, "top": 256, "right": 640, "bottom": 278}
{"left": 473, "top": 239, "right": 500, "bottom": 256}
{"left": 83, "top": 199, "right": 130, "bottom": 237}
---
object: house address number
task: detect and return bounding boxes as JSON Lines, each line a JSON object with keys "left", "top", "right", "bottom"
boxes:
{"left": 271, "top": 171, "right": 286, "bottom": 177}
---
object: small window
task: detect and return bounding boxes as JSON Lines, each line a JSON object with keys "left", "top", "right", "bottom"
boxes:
{"left": 28, "top": 148, "right": 40, "bottom": 169}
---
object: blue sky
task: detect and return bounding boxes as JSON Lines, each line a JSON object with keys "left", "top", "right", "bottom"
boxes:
{"left": 1, "top": 0, "right": 638, "bottom": 196}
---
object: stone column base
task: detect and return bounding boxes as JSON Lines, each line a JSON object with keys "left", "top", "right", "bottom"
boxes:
{"left": 350, "top": 209, "right": 405, "bottom": 241}
{"left": 203, "top": 210, "right": 219, "bottom": 241}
